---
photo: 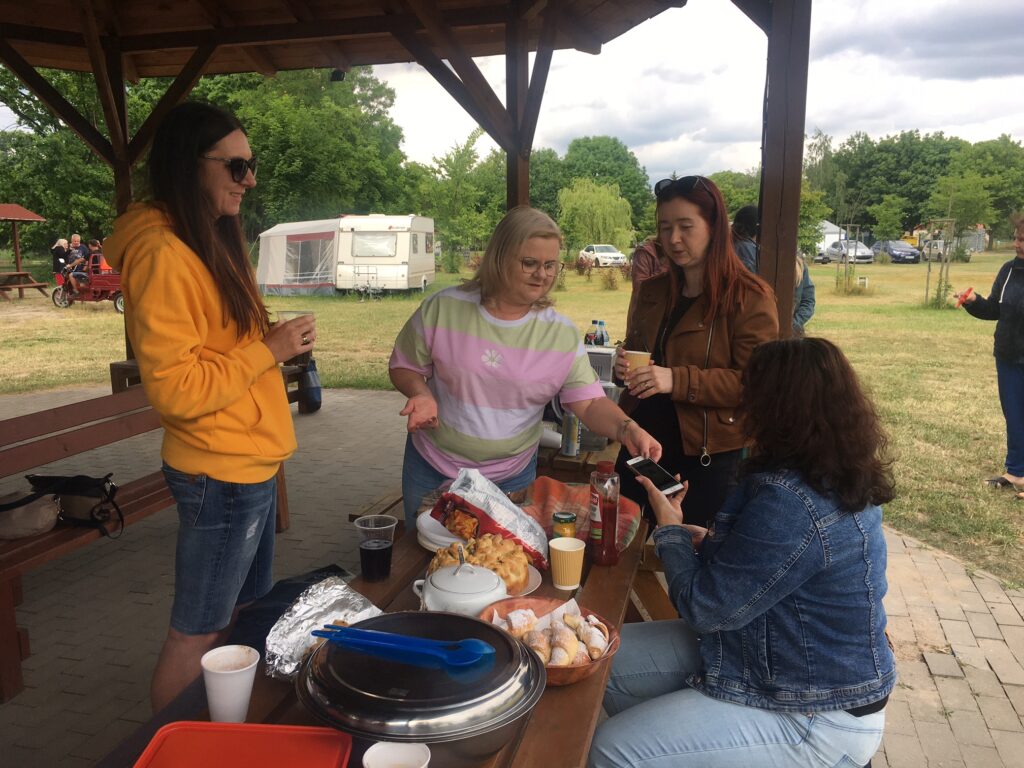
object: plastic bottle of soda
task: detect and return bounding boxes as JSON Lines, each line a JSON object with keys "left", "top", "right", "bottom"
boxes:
{"left": 596, "top": 320, "right": 609, "bottom": 346}
{"left": 588, "top": 460, "right": 620, "bottom": 566}
{"left": 584, "top": 320, "right": 598, "bottom": 346}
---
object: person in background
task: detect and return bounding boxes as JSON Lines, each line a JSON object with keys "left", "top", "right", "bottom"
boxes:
{"left": 731, "top": 204, "right": 759, "bottom": 273}
{"left": 614, "top": 176, "right": 778, "bottom": 528}
{"left": 627, "top": 235, "right": 669, "bottom": 321}
{"left": 68, "top": 233, "right": 88, "bottom": 260}
{"left": 51, "top": 238, "right": 69, "bottom": 276}
{"left": 590, "top": 338, "right": 895, "bottom": 768}
{"left": 86, "top": 239, "right": 113, "bottom": 274}
{"left": 957, "top": 215, "right": 1024, "bottom": 495}
{"left": 389, "top": 206, "right": 662, "bottom": 526}
{"left": 792, "top": 253, "right": 816, "bottom": 336}
{"left": 105, "top": 101, "right": 315, "bottom": 712}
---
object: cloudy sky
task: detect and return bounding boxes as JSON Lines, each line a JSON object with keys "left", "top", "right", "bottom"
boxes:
{"left": 374, "top": 0, "right": 1024, "bottom": 183}
{"left": 1, "top": 0, "right": 1021, "bottom": 185}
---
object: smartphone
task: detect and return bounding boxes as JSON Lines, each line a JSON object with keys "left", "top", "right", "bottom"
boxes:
{"left": 625, "top": 456, "right": 684, "bottom": 495}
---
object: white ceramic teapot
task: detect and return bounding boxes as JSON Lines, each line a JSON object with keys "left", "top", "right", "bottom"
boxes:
{"left": 414, "top": 560, "right": 508, "bottom": 616}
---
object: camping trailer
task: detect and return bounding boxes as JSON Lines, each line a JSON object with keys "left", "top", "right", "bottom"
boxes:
{"left": 256, "top": 214, "right": 435, "bottom": 296}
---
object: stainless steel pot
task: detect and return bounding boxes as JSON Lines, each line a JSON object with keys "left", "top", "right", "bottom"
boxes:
{"left": 296, "top": 611, "right": 545, "bottom": 766}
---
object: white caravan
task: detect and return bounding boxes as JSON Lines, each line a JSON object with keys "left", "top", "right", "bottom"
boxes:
{"left": 256, "top": 214, "right": 435, "bottom": 295}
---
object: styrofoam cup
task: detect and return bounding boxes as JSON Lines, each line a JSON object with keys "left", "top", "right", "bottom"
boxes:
{"left": 201, "top": 644, "right": 259, "bottom": 723}
{"left": 362, "top": 741, "right": 431, "bottom": 768}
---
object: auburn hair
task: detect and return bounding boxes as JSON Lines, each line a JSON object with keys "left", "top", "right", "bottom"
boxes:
{"left": 739, "top": 337, "right": 896, "bottom": 511}
{"left": 657, "top": 177, "right": 770, "bottom": 325}
{"left": 147, "top": 101, "right": 268, "bottom": 338}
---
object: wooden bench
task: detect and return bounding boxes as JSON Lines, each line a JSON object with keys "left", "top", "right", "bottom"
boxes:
{"left": 0, "top": 385, "right": 291, "bottom": 701}
{"left": 0, "top": 270, "right": 49, "bottom": 300}
{"left": 111, "top": 356, "right": 316, "bottom": 411}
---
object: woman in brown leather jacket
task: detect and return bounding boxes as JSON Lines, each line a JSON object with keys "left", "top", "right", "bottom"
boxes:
{"left": 614, "top": 176, "right": 778, "bottom": 527}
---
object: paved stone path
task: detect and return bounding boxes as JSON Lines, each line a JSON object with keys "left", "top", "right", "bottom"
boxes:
{"left": 0, "top": 387, "right": 1022, "bottom": 767}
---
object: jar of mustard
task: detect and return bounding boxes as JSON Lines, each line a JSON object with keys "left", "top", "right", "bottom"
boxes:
{"left": 552, "top": 511, "right": 577, "bottom": 539}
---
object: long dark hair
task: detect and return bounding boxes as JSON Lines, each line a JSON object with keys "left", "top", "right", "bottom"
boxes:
{"left": 740, "top": 338, "right": 895, "bottom": 511}
{"left": 147, "top": 101, "right": 267, "bottom": 337}
{"left": 657, "top": 178, "right": 770, "bottom": 325}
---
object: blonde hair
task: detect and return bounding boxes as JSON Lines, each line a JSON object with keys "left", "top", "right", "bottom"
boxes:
{"left": 463, "top": 206, "right": 562, "bottom": 310}
{"left": 52, "top": 238, "right": 68, "bottom": 249}
{"left": 795, "top": 253, "right": 806, "bottom": 283}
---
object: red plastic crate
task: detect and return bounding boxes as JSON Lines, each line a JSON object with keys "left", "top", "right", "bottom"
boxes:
{"left": 134, "top": 722, "right": 351, "bottom": 767}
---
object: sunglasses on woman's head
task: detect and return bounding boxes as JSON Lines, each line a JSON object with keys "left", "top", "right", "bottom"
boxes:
{"left": 201, "top": 155, "right": 258, "bottom": 183}
{"left": 654, "top": 175, "right": 711, "bottom": 201}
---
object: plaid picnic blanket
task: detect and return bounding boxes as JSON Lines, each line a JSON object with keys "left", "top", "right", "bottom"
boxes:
{"left": 521, "top": 476, "right": 640, "bottom": 552}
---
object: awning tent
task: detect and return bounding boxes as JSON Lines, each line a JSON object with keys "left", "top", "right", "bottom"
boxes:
{"left": 256, "top": 219, "right": 339, "bottom": 296}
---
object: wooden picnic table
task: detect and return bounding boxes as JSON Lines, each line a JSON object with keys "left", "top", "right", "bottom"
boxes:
{"left": 0, "top": 271, "right": 48, "bottom": 300}
{"left": 98, "top": 491, "right": 646, "bottom": 768}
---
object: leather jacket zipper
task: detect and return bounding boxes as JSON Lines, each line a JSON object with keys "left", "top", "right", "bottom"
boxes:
{"left": 700, "top": 317, "right": 715, "bottom": 466}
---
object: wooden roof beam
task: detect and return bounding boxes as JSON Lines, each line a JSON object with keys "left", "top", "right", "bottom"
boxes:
{"left": 403, "top": 0, "right": 516, "bottom": 152}
{"left": 94, "top": 0, "right": 139, "bottom": 83}
{"left": 79, "top": 0, "right": 126, "bottom": 156}
{"left": 280, "top": 0, "right": 352, "bottom": 71}
{"left": 196, "top": 0, "right": 278, "bottom": 76}
{"left": 731, "top": 0, "right": 771, "bottom": 34}
{"left": 128, "top": 43, "right": 217, "bottom": 165}
{"left": 115, "top": 8, "right": 507, "bottom": 54}
{"left": 0, "top": 38, "right": 113, "bottom": 163}
{"left": 520, "top": 0, "right": 558, "bottom": 151}
{"left": 555, "top": 7, "right": 602, "bottom": 55}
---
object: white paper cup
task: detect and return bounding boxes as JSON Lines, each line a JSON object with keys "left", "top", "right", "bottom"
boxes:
{"left": 363, "top": 741, "right": 431, "bottom": 768}
{"left": 201, "top": 644, "right": 259, "bottom": 723}
{"left": 549, "top": 537, "right": 586, "bottom": 590}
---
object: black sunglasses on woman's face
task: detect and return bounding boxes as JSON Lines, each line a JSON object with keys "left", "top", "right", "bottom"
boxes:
{"left": 202, "top": 155, "right": 258, "bottom": 183}
{"left": 654, "top": 175, "right": 711, "bottom": 201}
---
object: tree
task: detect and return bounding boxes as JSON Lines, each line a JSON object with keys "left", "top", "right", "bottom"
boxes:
{"left": 422, "top": 128, "right": 489, "bottom": 264}
{"left": 708, "top": 169, "right": 760, "bottom": 216}
{"left": 563, "top": 136, "right": 652, "bottom": 230}
{"left": 557, "top": 178, "right": 633, "bottom": 256}
{"left": 528, "top": 147, "right": 566, "bottom": 221}
{"left": 867, "top": 194, "right": 909, "bottom": 241}
{"left": 947, "top": 135, "right": 1024, "bottom": 239}
{"left": 797, "top": 185, "right": 832, "bottom": 257}
{"left": 927, "top": 172, "right": 994, "bottom": 237}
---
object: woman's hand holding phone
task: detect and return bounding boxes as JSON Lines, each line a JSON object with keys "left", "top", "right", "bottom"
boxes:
{"left": 954, "top": 287, "right": 975, "bottom": 307}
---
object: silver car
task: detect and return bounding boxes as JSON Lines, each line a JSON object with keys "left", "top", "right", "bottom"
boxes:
{"left": 826, "top": 240, "right": 874, "bottom": 264}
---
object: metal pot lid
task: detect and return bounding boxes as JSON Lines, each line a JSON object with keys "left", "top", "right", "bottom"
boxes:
{"left": 297, "top": 611, "right": 545, "bottom": 741}
{"left": 428, "top": 563, "right": 503, "bottom": 596}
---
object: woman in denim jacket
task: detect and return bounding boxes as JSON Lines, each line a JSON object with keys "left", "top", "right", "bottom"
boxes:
{"left": 590, "top": 338, "right": 896, "bottom": 768}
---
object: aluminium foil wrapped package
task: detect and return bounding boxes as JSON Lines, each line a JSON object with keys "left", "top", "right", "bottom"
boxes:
{"left": 264, "top": 576, "right": 382, "bottom": 680}
{"left": 430, "top": 468, "right": 550, "bottom": 569}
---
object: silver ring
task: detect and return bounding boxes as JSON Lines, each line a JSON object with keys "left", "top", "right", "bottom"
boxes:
{"left": 301, "top": 334, "right": 311, "bottom": 345}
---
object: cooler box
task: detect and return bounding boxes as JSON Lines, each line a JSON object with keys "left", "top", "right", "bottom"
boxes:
{"left": 133, "top": 722, "right": 352, "bottom": 768}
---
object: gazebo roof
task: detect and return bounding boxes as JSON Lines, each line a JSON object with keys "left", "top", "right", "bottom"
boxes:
{"left": 0, "top": 204, "right": 45, "bottom": 223}
{"left": 0, "top": 0, "right": 690, "bottom": 78}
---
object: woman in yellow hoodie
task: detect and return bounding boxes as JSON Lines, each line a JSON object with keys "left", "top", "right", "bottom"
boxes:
{"left": 105, "top": 102, "right": 316, "bottom": 711}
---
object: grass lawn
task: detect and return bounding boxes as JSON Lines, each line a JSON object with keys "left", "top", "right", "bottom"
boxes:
{"left": 2, "top": 251, "right": 1021, "bottom": 583}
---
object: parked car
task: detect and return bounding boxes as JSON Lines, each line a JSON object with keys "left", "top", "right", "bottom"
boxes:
{"left": 814, "top": 250, "right": 831, "bottom": 264}
{"left": 579, "top": 244, "right": 627, "bottom": 267}
{"left": 825, "top": 240, "right": 874, "bottom": 264}
{"left": 872, "top": 240, "right": 920, "bottom": 264}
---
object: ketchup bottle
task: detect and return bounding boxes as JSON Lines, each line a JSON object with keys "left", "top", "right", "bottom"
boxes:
{"left": 589, "top": 460, "right": 620, "bottom": 566}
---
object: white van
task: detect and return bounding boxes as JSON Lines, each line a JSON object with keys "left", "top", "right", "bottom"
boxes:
{"left": 256, "top": 214, "right": 435, "bottom": 295}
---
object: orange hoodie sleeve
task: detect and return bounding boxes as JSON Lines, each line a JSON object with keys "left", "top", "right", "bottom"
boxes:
{"left": 122, "top": 230, "right": 277, "bottom": 421}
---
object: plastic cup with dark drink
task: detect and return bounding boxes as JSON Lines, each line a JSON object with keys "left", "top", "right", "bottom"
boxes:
{"left": 355, "top": 514, "right": 398, "bottom": 582}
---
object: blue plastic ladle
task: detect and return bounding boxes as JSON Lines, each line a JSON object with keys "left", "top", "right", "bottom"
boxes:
{"left": 312, "top": 625, "right": 496, "bottom": 669}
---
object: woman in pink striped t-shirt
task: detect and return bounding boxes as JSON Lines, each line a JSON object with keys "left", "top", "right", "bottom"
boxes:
{"left": 389, "top": 206, "right": 662, "bottom": 525}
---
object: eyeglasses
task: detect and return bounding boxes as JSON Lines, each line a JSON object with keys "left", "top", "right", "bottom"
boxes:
{"left": 654, "top": 175, "right": 712, "bottom": 201}
{"left": 520, "top": 258, "right": 564, "bottom": 276}
{"left": 202, "top": 155, "right": 258, "bottom": 183}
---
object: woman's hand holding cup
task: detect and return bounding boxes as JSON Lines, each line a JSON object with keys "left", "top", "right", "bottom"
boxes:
{"left": 263, "top": 315, "right": 316, "bottom": 363}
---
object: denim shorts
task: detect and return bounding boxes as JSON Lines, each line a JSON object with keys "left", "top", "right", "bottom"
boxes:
{"left": 163, "top": 463, "right": 277, "bottom": 635}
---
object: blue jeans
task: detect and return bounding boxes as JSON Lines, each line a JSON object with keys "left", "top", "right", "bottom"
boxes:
{"left": 589, "top": 621, "right": 885, "bottom": 768}
{"left": 996, "top": 359, "right": 1024, "bottom": 476}
{"left": 162, "top": 464, "right": 278, "bottom": 635}
{"left": 401, "top": 435, "right": 537, "bottom": 526}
